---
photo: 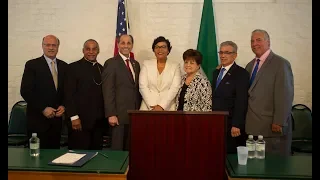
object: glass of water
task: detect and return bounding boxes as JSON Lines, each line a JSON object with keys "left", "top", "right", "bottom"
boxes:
{"left": 237, "top": 146, "right": 248, "bottom": 165}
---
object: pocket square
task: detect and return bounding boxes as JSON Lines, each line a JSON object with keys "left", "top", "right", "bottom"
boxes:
{"left": 225, "top": 82, "right": 230, "bottom": 84}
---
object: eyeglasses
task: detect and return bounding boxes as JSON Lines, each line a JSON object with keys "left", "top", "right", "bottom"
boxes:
{"left": 218, "top": 51, "right": 235, "bottom": 55}
{"left": 43, "top": 44, "right": 58, "bottom": 48}
{"left": 154, "top": 45, "right": 167, "bottom": 49}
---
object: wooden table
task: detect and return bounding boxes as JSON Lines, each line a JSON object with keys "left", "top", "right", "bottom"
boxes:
{"left": 8, "top": 147, "right": 128, "bottom": 180}
{"left": 226, "top": 154, "right": 312, "bottom": 179}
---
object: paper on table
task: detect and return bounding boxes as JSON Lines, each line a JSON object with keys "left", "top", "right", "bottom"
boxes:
{"left": 52, "top": 153, "right": 86, "bottom": 164}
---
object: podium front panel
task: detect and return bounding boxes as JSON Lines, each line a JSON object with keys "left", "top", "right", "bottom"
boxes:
{"left": 128, "top": 111, "right": 227, "bottom": 180}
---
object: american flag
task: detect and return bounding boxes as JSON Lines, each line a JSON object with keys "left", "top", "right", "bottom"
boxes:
{"left": 114, "top": 0, "right": 134, "bottom": 59}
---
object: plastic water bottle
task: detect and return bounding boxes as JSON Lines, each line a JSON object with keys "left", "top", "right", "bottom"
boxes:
{"left": 246, "top": 135, "right": 256, "bottom": 159}
{"left": 255, "top": 135, "right": 265, "bottom": 159}
{"left": 29, "top": 133, "right": 40, "bottom": 157}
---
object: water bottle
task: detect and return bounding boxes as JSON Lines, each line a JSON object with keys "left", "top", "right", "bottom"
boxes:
{"left": 29, "top": 133, "right": 40, "bottom": 157}
{"left": 246, "top": 135, "right": 256, "bottom": 159}
{"left": 255, "top": 135, "right": 265, "bottom": 159}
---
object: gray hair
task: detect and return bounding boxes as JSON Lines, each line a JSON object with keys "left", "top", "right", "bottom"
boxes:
{"left": 42, "top": 35, "right": 60, "bottom": 45}
{"left": 220, "top": 41, "right": 238, "bottom": 53}
{"left": 83, "top": 39, "right": 99, "bottom": 48}
{"left": 252, "top": 29, "right": 270, "bottom": 41}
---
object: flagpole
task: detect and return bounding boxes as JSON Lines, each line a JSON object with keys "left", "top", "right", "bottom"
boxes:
{"left": 124, "top": 0, "right": 130, "bottom": 34}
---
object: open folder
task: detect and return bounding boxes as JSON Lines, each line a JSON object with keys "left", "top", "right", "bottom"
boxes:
{"left": 48, "top": 151, "right": 98, "bottom": 167}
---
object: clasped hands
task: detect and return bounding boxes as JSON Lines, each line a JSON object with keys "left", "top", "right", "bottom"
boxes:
{"left": 150, "top": 105, "right": 164, "bottom": 111}
{"left": 42, "top": 106, "right": 65, "bottom": 119}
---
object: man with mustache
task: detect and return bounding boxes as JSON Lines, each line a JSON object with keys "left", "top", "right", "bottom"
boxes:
{"left": 20, "top": 35, "right": 68, "bottom": 149}
{"left": 102, "top": 34, "right": 141, "bottom": 151}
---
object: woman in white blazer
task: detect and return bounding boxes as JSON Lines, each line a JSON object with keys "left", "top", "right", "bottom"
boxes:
{"left": 139, "top": 36, "right": 181, "bottom": 111}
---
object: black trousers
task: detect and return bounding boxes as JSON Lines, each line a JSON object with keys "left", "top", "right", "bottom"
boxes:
{"left": 68, "top": 120, "right": 104, "bottom": 150}
{"left": 226, "top": 127, "right": 247, "bottom": 154}
{"left": 27, "top": 121, "right": 61, "bottom": 149}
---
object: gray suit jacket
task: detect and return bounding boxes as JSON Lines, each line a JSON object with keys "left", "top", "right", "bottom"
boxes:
{"left": 101, "top": 55, "right": 141, "bottom": 124}
{"left": 245, "top": 51, "right": 294, "bottom": 137}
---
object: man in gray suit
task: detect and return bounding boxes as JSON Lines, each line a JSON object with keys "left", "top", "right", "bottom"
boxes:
{"left": 245, "top": 29, "right": 294, "bottom": 156}
{"left": 101, "top": 34, "right": 141, "bottom": 151}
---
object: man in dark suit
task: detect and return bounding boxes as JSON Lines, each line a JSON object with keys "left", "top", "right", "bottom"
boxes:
{"left": 212, "top": 41, "right": 250, "bottom": 154}
{"left": 245, "top": 29, "right": 294, "bottom": 156}
{"left": 64, "top": 39, "right": 106, "bottom": 150}
{"left": 20, "top": 35, "right": 68, "bottom": 149}
{"left": 101, "top": 34, "right": 141, "bottom": 151}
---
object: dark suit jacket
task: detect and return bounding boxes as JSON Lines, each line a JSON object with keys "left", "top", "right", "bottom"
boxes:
{"left": 64, "top": 58, "right": 105, "bottom": 130}
{"left": 212, "top": 63, "right": 250, "bottom": 130}
{"left": 20, "top": 55, "right": 68, "bottom": 132}
{"left": 101, "top": 55, "right": 141, "bottom": 124}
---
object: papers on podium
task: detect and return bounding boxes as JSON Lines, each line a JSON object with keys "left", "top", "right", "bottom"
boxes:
{"left": 52, "top": 153, "right": 86, "bottom": 164}
{"left": 48, "top": 151, "right": 98, "bottom": 167}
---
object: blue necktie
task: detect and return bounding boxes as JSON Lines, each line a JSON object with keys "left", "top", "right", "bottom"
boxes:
{"left": 249, "top": 59, "right": 260, "bottom": 86}
{"left": 216, "top": 68, "right": 225, "bottom": 88}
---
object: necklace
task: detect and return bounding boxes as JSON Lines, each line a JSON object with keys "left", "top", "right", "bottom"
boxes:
{"left": 92, "top": 64, "right": 103, "bottom": 86}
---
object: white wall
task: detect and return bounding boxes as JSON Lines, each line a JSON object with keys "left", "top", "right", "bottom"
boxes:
{"left": 8, "top": 0, "right": 312, "bottom": 120}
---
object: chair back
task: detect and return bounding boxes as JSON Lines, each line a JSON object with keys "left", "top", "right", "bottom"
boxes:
{"left": 291, "top": 104, "right": 312, "bottom": 140}
{"left": 8, "top": 101, "right": 27, "bottom": 135}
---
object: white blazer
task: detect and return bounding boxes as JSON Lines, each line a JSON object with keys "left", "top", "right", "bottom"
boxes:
{"left": 139, "top": 59, "right": 181, "bottom": 111}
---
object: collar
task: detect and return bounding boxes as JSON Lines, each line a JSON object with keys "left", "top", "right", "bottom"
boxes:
{"left": 221, "top": 61, "right": 234, "bottom": 72}
{"left": 83, "top": 57, "right": 97, "bottom": 66}
{"left": 119, "top": 52, "right": 130, "bottom": 61}
{"left": 44, "top": 54, "right": 57, "bottom": 64}
{"left": 255, "top": 49, "right": 271, "bottom": 62}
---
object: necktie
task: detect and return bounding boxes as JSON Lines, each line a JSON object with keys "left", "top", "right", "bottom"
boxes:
{"left": 51, "top": 61, "right": 58, "bottom": 90}
{"left": 215, "top": 68, "right": 225, "bottom": 89}
{"left": 249, "top": 59, "right": 260, "bottom": 86}
{"left": 125, "top": 59, "right": 134, "bottom": 80}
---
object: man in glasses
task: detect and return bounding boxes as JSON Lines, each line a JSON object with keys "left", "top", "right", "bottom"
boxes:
{"left": 212, "top": 41, "right": 250, "bottom": 154}
{"left": 64, "top": 39, "right": 106, "bottom": 150}
{"left": 20, "top": 34, "right": 68, "bottom": 149}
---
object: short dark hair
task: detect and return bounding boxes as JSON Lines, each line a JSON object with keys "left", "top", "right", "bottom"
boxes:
{"left": 117, "top": 34, "right": 134, "bottom": 44}
{"left": 152, "top": 36, "right": 172, "bottom": 54}
{"left": 182, "top": 49, "right": 202, "bottom": 65}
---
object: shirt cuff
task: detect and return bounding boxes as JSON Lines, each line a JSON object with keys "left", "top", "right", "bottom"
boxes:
{"left": 71, "top": 115, "right": 79, "bottom": 121}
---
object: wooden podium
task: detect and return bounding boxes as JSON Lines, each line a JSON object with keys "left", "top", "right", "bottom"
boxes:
{"left": 128, "top": 111, "right": 228, "bottom": 180}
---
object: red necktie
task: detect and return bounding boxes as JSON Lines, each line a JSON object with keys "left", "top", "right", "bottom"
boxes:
{"left": 125, "top": 59, "right": 134, "bottom": 80}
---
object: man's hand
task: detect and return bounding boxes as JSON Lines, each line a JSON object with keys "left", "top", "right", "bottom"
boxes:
{"left": 150, "top": 105, "right": 164, "bottom": 111}
{"left": 55, "top": 106, "right": 65, "bottom": 117}
{"left": 72, "top": 118, "right": 82, "bottom": 131}
{"left": 108, "top": 116, "right": 119, "bottom": 126}
{"left": 42, "top": 107, "right": 57, "bottom": 118}
{"left": 271, "top": 123, "right": 282, "bottom": 133}
{"left": 231, "top": 127, "right": 241, "bottom": 137}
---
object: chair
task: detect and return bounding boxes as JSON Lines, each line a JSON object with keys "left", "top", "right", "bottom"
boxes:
{"left": 8, "top": 101, "right": 29, "bottom": 147}
{"left": 291, "top": 104, "right": 312, "bottom": 154}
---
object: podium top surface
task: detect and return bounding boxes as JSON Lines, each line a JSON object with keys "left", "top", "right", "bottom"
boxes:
{"left": 127, "top": 110, "right": 229, "bottom": 115}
